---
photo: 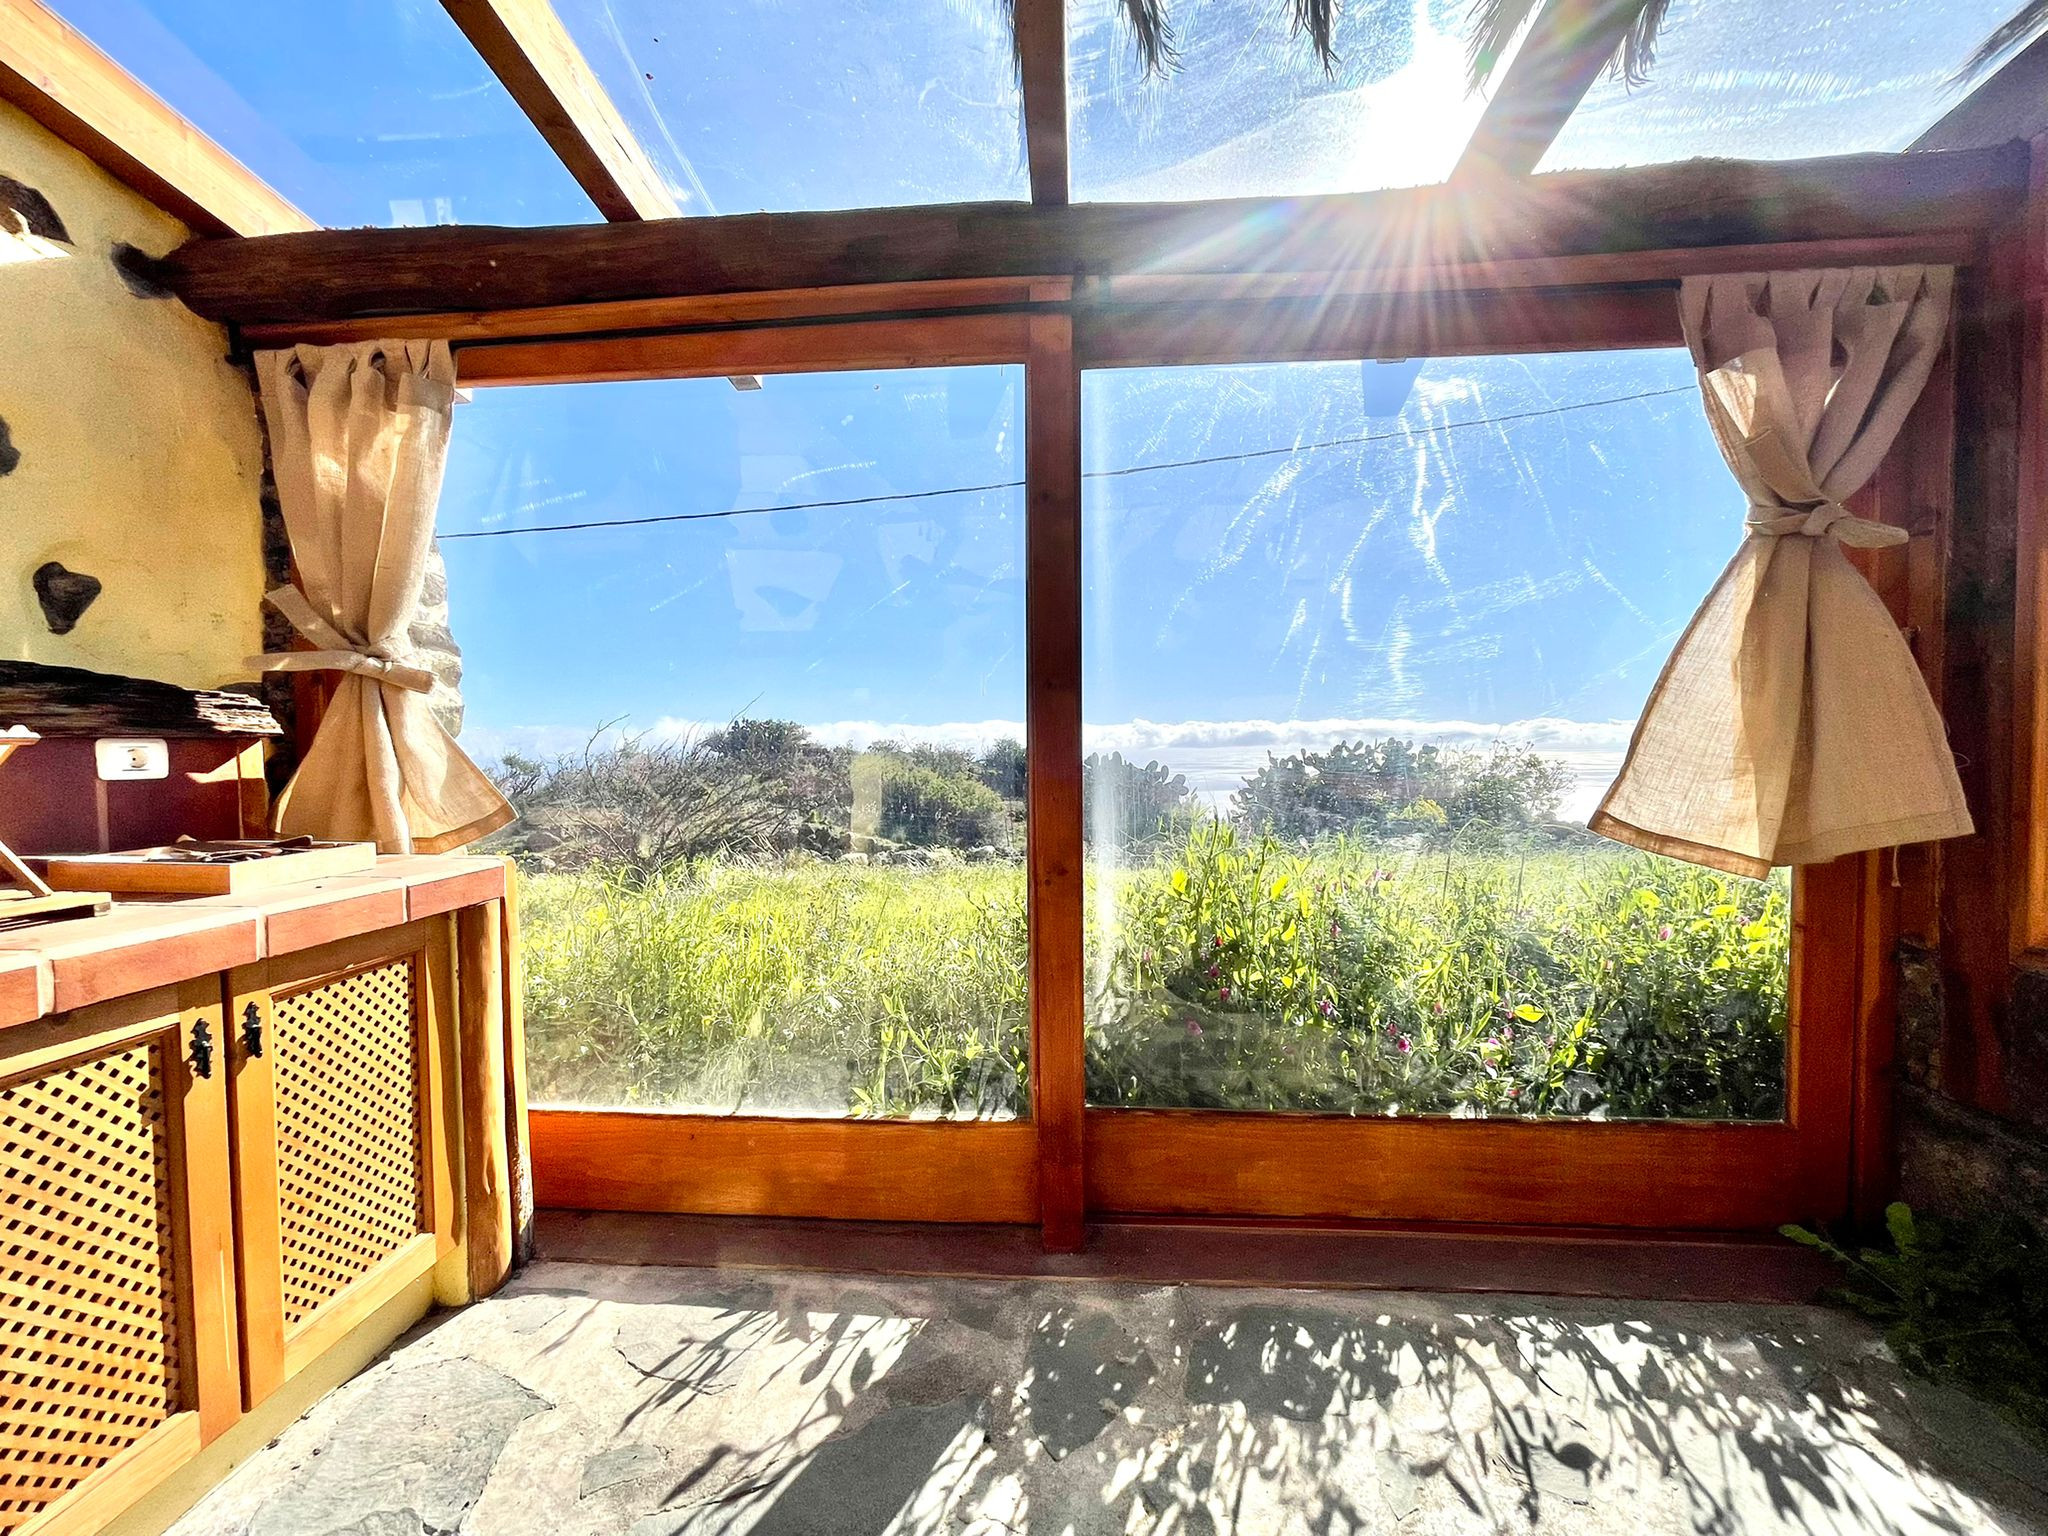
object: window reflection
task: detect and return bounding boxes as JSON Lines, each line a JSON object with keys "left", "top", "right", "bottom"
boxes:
{"left": 438, "top": 369, "right": 1029, "bottom": 1118}
{"left": 1081, "top": 353, "right": 1791, "bottom": 1121}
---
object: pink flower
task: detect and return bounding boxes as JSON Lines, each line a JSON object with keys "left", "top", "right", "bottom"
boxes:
{"left": 1432, "top": 1001, "right": 1445, "bottom": 1015}
{"left": 1218, "top": 987, "right": 1233, "bottom": 1003}
{"left": 1659, "top": 925, "right": 1673, "bottom": 941}
{"left": 1507, "top": 1086, "right": 1521, "bottom": 1098}
{"left": 1206, "top": 964, "right": 1220, "bottom": 979}
{"left": 1318, "top": 999, "right": 1336, "bottom": 1018}
{"left": 1213, "top": 935, "right": 1224, "bottom": 949}
{"left": 1185, "top": 1018, "right": 1203, "bottom": 1037}
{"left": 1396, "top": 1036, "right": 1412, "bottom": 1053}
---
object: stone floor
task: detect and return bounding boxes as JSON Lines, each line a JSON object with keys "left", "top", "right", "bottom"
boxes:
{"left": 169, "top": 1260, "right": 2048, "bottom": 1536}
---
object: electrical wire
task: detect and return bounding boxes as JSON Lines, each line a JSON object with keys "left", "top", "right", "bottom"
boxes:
{"left": 438, "top": 383, "right": 1693, "bottom": 541}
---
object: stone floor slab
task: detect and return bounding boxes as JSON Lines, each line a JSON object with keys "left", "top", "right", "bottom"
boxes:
{"left": 168, "top": 1260, "right": 2048, "bottom": 1536}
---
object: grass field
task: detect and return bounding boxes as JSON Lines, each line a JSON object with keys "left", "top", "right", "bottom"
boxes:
{"left": 519, "top": 825, "right": 1789, "bottom": 1121}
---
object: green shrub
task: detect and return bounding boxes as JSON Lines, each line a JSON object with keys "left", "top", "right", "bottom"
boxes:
{"left": 1786, "top": 1203, "right": 2048, "bottom": 1441}
{"left": 518, "top": 823, "right": 1788, "bottom": 1123}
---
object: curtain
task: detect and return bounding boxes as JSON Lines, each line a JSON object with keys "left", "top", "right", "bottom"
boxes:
{"left": 1589, "top": 268, "right": 1972, "bottom": 879}
{"left": 251, "top": 340, "right": 512, "bottom": 854}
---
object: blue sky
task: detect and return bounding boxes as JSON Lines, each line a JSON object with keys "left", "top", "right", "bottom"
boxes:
{"left": 435, "top": 350, "right": 1734, "bottom": 819}
{"left": 48, "top": 0, "right": 2013, "bottom": 224}
{"left": 38, "top": 0, "right": 2019, "bottom": 816}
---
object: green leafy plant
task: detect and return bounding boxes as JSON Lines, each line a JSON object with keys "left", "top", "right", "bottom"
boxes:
{"left": 1784, "top": 1202, "right": 2048, "bottom": 1440}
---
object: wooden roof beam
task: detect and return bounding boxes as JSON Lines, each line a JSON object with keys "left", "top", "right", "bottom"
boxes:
{"left": 1911, "top": 31, "right": 2048, "bottom": 152}
{"left": 1013, "top": 0, "right": 1069, "bottom": 205}
{"left": 159, "top": 144, "right": 2029, "bottom": 329}
{"left": 439, "top": 0, "right": 679, "bottom": 221}
{"left": 1451, "top": 0, "right": 1648, "bottom": 181}
{"left": 0, "top": 0, "right": 310, "bottom": 236}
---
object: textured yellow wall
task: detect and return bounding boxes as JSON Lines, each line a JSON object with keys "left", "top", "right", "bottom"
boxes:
{"left": 0, "top": 97, "right": 266, "bottom": 691}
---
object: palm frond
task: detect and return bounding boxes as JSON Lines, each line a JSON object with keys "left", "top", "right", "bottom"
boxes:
{"left": 1957, "top": 0, "right": 2048, "bottom": 82}
{"left": 1610, "top": 0, "right": 1670, "bottom": 88}
{"left": 1463, "top": 0, "right": 1544, "bottom": 92}
{"left": 1122, "top": 0, "right": 1179, "bottom": 76}
{"left": 1290, "top": 0, "right": 1342, "bottom": 75}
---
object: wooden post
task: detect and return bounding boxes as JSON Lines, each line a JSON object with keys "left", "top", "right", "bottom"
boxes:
{"left": 458, "top": 901, "right": 513, "bottom": 1296}
{"left": 499, "top": 864, "right": 535, "bottom": 1263}
{"left": 1026, "top": 284, "right": 1086, "bottom": 1252}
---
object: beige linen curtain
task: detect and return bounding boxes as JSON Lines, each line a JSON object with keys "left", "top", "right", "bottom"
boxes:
{"left": 1589, "top": 268, "right": 1971, "bottom": 879}
{"left": 252, "top": 340, "right": 512, "bottom": 854}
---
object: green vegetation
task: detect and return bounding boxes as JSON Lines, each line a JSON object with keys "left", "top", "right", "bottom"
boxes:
{"left": 517, "top": 822, "right": 1788, "bottom": 1121}
{"left": 501, "top": 719, "right": 1787, "bottom": 1120}
{"left": 1786, "top": 1204, "right": 2048, "bottom": 1441}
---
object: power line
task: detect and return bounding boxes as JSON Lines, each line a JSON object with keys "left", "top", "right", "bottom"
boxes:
{"left": 439, "top": 383, "right": 1693, "bottom": 541}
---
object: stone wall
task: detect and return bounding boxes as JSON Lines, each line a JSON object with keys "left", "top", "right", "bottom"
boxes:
{"left": 1896, "top": 942, "right": 2048, "bottom": 1232}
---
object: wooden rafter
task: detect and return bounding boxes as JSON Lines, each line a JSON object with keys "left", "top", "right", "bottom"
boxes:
{"left": 160, "top": 145, "right": 2028, "bottom": 328}
{"left": 438, "top": 0, "right": 679, "bottom": 221}
{"left": 1912, "top": 31, "right": 2048, "bottom": 152}
{"left": 1013, "top": 0, "right": 1069, "bottom": 205}
{"left": 1452, "top": 0, "right": 1648, "bottom": 180}
{"left": 0, "top": 0, "right": 310, "bottom": 237}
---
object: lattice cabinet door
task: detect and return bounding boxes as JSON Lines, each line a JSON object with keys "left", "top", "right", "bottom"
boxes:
{"left": 227, "top": 919, "right": 457, "bottom": 1408}
{"left": 0, "top": 979, "right": 239, "bottom": 1536}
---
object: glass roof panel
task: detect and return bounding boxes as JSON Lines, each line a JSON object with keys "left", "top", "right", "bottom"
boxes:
{"left": 48, "top": 0, "right": 596, "bottom": 228}
{"left": 1541, "top": 0, "right": 2017, "bottom": 169}
{"left": 1068, "top": 0, "right": 1491, "bottom": 202}
{"left": 552, "top": 0, "right": 1028, "bottom": 216}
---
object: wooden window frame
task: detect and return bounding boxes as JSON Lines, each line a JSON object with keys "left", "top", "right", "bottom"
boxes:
{"left": 465, "top": 284, "right": 1924, "bottom": 1249}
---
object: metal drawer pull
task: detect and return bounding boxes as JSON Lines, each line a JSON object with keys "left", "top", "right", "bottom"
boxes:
{"left": 189, "top": 1018, "right": 214, "bottom": 1079}
{"left": 241, "top": 1002, "right": 264, "bottom": 1059}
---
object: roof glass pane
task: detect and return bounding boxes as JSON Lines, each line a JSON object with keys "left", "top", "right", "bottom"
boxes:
{"left": 1068, "top": 0, "right": 1491, "bottom": 202}
{"left": 47, "top": 0, "right": 596, "bottom": 228}
{"left": 553, "top": 0, "right": 1028, "bottom": 215}
{"left": 1541, "top": 0, "right": 2016, "bottom": 169}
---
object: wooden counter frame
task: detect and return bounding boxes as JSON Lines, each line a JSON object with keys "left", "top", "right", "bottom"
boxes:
{"left": 420, "top": 248, "right": 1935, "bottom": 1249}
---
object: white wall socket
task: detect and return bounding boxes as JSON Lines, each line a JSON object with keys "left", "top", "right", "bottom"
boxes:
{"left": 95, "top": 738, "right": 169, "bottom": 781}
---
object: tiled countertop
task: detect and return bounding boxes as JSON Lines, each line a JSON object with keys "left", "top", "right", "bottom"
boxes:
{"left": 0, "top": 854, "right": 506, "bottom": 1027}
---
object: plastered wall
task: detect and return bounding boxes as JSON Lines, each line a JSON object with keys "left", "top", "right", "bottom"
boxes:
{"left": 0, "top": 96, "right": 266, "bottom": 690}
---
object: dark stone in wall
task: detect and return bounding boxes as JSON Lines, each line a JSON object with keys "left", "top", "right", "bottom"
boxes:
{"left": 0, "top": 416, "right": 17, "bottom": 477}
{"left": 1898, "top": 1083, "right": 2048, "bottom": 1234}
{"left": 1898, "top": 939, "right": 1945, "bottom": 1095}
{"left": 110, "top": 241, "right": 174, "bottom": 299}
{"left": 2004, "top": 962, "right": 2048, "bottom": 1136}
{"left": 32, "top": 562, "right": 101, "bottom": 635}
{"left": 0, "top": 173, "right": 69, "bottom": 244}
{"left": 1896, "top": 941, "right": 2048, "bottom": 1233}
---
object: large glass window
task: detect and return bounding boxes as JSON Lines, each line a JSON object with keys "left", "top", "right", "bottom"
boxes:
{"left": 1542, "top": 0, "right": 2016, "bottom": 168}
{"left": 48, "top": 0, "right": 594, "bottom": 227}
{"left": 1081, "top": 350, "right": 1791, "bottom": 1121}
{"left": 1068, "top": 0, "right": 1490, "bottom": 202}
{"left": 554, "top": 0, "right": 1028, "bottom": 214}
{"left": 438, "top": 367, "right": 1029, "bottom": 1118}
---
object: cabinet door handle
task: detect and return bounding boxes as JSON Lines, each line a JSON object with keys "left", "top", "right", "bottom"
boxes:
{"left": 189, "top": 1017, "right": 214, "bottom": 1079}
{"left": 241, "top": 1001, "right": 264, "bottom": 1059}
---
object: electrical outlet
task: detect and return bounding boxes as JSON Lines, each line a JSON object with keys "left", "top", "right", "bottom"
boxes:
{"left": 94, "top": 738, "right": 169, "bottom": 781}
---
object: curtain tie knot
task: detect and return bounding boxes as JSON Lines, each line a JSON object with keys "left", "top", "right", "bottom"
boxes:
{"left": 247, "top": 585, "right": 437, "bottom": 693}
{"left": 1744, "top": 502, "right": 1909, "bottom": 549}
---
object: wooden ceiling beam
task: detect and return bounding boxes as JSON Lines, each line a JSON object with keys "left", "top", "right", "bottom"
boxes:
{"left": 439, "top": 0, "right": 679, "bottom": 221}
{"left": 1013, "top": 0, "right": 1069, "bottom": 205}
{"left": 160, "top": 144, "right": 2029, "bottom": 328}
{"left": 0, "top": 0, "right": 310, "bottom": 237}
{"left": 1451, "top": 0, "right": 1647, "bottom": 180}
{"left": 1911, "top": 31, "right": 2048, "bottom": 152}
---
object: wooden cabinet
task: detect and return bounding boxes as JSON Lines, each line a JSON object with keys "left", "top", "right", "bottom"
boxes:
{"left": 224, "top": 920, "right": 457, "bottom": 1407}
{"left": 0, "top": 863, "right": 512, "bottom": 1536}
{"left": 0, "top": 981, "right": 238, "bottom": 1536}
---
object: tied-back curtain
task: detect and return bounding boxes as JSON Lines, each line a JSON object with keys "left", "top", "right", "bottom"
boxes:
{"left": 251, "top": 340, "right": 512, "bottom": 854}
{"left": 1589, "top": 268, "right": 1972, "bottom": 879}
